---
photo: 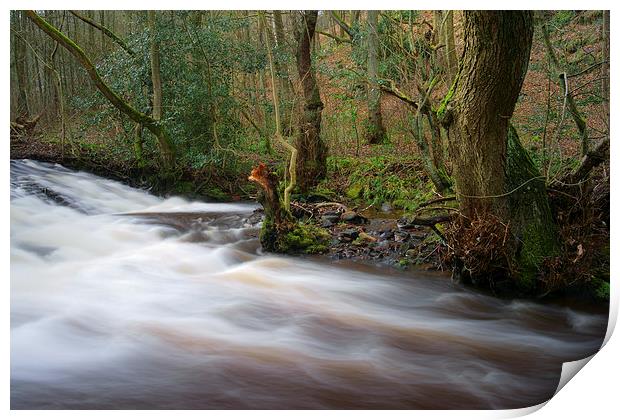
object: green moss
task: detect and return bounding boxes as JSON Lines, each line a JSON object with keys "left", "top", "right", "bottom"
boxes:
{"left": 436, "top": 73, "right": 459, "bottom": 120}
{"left": 506, "top": 125, "right": 559, "bottom": 291}
{"left": 329, "top": 156, "right": 433, "bottom": 211}
{"left": 346, "top": 183, "right": 364, "bottom": 199}
{"left": 588, "top": 278, "right": 610, "bottom": 301}
{"left": 261, "top": 219, "right": 330, "bottom": 254}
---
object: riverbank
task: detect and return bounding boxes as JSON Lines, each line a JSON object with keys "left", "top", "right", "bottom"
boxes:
{"left": 11, "top": 135, "right": 446, "bottom": 268}
{"left": 11, "top": 137, "right": 610, "bottom": 303}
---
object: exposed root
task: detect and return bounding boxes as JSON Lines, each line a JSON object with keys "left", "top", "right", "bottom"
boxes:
{"left": 443, "top": 214, "right": 515, "bottom": 289}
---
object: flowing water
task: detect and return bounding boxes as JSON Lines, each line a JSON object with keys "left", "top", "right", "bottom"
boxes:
{"left": 10, "top": 159, "right": 608, "bottom": 409}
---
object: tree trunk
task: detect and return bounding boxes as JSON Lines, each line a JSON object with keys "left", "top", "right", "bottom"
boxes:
{"left": 148, "top": 11, "right": 163, "bottom": 122}
{"left": 541, "top": 24, "right": 588, "bottom": 157}
{"left": 26, "top": 10, "right": 175, "bottom": 168}
{"left": 269, "top": 11, "right": 293, "bottom": 134}
{"left": 294, "top": 10, "right": 326, "bottom": 192}
{"left": 431, "top": 11, "right": 445, "bottom": 70}
{"left": 69, "top": 10, "right": 135, "bottom": 56}
{"left": 366, "top": 10, "right": 386, "bottom": 144}
{"left": 13, "top": 11, "right": 30, "bottom": 116}
{"left": 443, "top": 10, "right": 458, "bottom": 84}
{"left": 442, "top": 11, "right": 557, "bottom": 290}
{"left": 601, "top": 10, "right": 610, "bottom": 124}
{"left": 248, "top": 163, "right": 294, "bottom": 252}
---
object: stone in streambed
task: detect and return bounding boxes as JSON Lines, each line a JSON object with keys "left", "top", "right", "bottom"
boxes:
{"left": 321, "top": 213, "right": 341, "bottom": 227}
{"left": 340, "top": 211, "right": 368, "bottom": 225}
{"left": 339, "top": 228, "right": 359, "bottom": 242}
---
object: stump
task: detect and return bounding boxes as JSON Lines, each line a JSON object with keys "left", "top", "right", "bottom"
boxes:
{"left": 248, "top": 163, "right": 329, "bottom": 254}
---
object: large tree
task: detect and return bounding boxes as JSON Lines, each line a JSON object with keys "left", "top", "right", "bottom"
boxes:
{"left": 366, "top": 10, "right": 386, "bottom": 144}
{"left": 294, "top": 10, "right": 326, "bottom": 192}
{"left": 440, "top": 11, "right": 557, "bottom": 289}
{"left": 26, "top": 10, "right": 176, "bottom": 168}
{"left": 12, "top": 11, "right": 30, "bottom": 117}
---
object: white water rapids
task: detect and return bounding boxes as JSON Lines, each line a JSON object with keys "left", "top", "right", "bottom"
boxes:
{"left": 10, "top": 159, "right": 607, "bottom": 409}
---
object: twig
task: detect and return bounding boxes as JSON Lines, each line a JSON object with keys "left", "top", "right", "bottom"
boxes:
{"left": 418, "top": 196, "right": 456, "bottom": 208}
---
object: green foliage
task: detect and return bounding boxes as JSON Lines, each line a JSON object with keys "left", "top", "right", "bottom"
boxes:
{"left": 326, "top": 155, "right": 434, "bottom": 211}
{"left": 552, "top": 11, "right": 576, "bottom": 28}
{"left": 71, "top": 11, "right": 265, "bottom": 173}
{"left": 592, "top": 278, "right": 610, "bottom": 301}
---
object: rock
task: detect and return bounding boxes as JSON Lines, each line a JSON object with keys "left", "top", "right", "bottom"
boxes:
{"left": 341, "top": 211, "right": 368, "bottom": 225}
{"left": 405, "top": 249, "right": 417, "bottom": 258}
{"left": 394, "top": 231, "right": 410, "bottom": 242}
{"left": 379, "top": 230, "right": 394, "bottom": 240}
{"left": 358, "top": 231, "right": 377, "bottom": 243}
{"left": 340, "top": 228, "right": 359, "bottom": 242}
{"left": 321, "top": 213, "right": 340, "bottom": 227}
{"left": 381, "top": 202, "right": 393, "bottom": 213}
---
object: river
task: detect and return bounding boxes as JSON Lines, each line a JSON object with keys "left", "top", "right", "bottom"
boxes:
{"left": 10, "top": 159, "right": 608, "bottom": 409}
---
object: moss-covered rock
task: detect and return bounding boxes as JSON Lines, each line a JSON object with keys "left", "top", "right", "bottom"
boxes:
{"left": 260, "top": 218, "right": 330, "bottom": 254}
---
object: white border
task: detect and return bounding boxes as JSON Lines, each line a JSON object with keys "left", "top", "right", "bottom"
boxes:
{"left": 2, "top": 2, "right": 617, "bottom": 419}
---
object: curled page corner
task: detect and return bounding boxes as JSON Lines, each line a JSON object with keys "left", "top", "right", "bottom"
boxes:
{"left": 502, "top": 355, "right": 599, "bottom": 418}
{"left": 554, "top": 354, "right": 596, "bottom": 396}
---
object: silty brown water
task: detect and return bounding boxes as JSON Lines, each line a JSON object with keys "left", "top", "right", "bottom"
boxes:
{"left": 10, "top": 159, "right": 608, "bottom": 409}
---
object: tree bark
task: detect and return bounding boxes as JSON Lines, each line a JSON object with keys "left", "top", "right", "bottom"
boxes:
{"left": 26, "top": 10, "right": 175, "bottom": 168}
{"left": 148, "top": 11, "right": 163, "bottom": 122}
{"left": 366, "top": 10, "right": 387, "bottom": 144}
{"left": 443, "top": 10, "right": 458, "bottom": 84}
{"left": 601, "top": 10, "right": 610, "bottom": 124}
{"left": 294, "top": 10, "right": 326, "bottom": 192}
{"left": 269, "top": 11, "right": 293, "bottom": 134}
{"left": 69, "top": 10, "right": 135, "bottom": 56}
{"left": 248, "top": 163, "right": 294, "bottom": 252}
{"left": 13, "top": 11, "right": 30, "bottom": 117}
{"left": 541, "top": 24, "right": 588, "bottom": 156}
{"left": 443, "top": 11, "right": 557, "bottom": 290}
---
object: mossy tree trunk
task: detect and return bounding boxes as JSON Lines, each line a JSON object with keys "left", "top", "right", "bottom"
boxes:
{"left": 366, "top": 10, "right": 387, "bottom": 144}
{"left": 69, "top": 10, "right": 135, "bottom": 56}
{"left": 602, "top": 11, "right": 610, "bottom": 120}
{"left": 249, "top": 163, "right": 328, "bottom": 254}
{"left": 248, "top": 163, "right": 294, "bottom": 252}
{"left": 148, "top": 11, "right": 163, "bottom": 122}
{"left": 13, "top": 11, "right": 30, "bottom": 117}
{"left": 294, "top": 11, "right": 326, "bottom": 193}
{"left": 271, "top": 10, "right": 294, "bottom": 135}
{"left": 443, "top": 11, "right": 558, "bottom": 290}
{"left": 26, "top": 10, "right": 176, "bottom": 169}
{"left": 541, "top": 23, "right": 589, "bottom": 157}
{"left": 506, "top": 125, "right": 559, "bottom": 289}
{"left": 443, "top": 10, "right": 458, "bottom": 84}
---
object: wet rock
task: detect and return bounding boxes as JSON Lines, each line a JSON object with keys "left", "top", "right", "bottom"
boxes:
{"left": 321, "top": 213, "right": 341, "bottom": 227}
{"left": 379, "top": 230, "right": 395, "bottom": 240}
{"left": 405, "top": 249, "right": 418, "bottom": 258}
{"left": 394, "top": 231, "right": 410, "bottom": 242}
{"left": 358, "top": 231, "right": 377, "bottom": 243}
{"left": 341, "top": 211, "right": 368, "bottom": 225}
{"left": 340, "top": 228, "right": 359, "bottom": 242}
{"left": 410, "top": 232, "right": 427, "bottom": 240}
